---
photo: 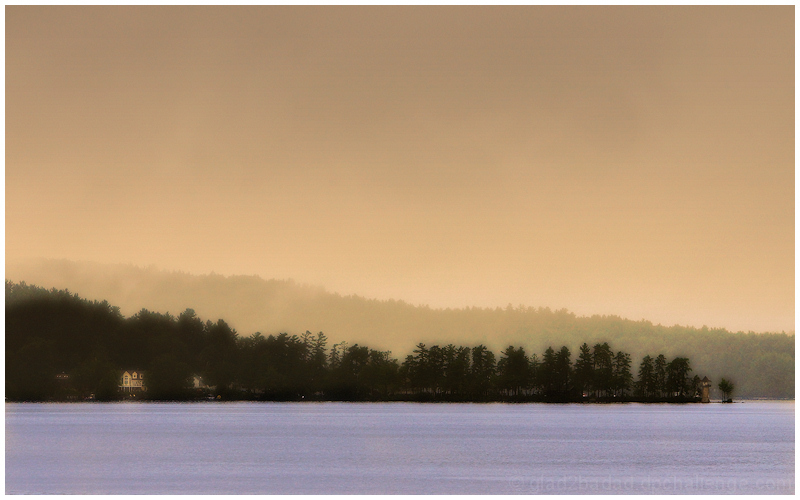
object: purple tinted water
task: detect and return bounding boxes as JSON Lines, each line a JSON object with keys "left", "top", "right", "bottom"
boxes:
{"left": 5, "top": 401, "right": 794, "bottom": 494}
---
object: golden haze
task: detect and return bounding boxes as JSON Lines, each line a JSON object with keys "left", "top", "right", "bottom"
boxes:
{"left": 5, "top": 6, "right": 794, "bottom": 334}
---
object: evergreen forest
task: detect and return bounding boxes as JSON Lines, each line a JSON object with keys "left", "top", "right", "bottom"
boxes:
{"left": 6, "top": 281, "right": 793, "bottom": 402}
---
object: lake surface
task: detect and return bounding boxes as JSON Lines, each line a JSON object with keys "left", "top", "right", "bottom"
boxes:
{"left": 5, "top": 401, "right": 794, "bottom": 494}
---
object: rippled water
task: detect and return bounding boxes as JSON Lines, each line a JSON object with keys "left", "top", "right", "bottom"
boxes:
{"left": 5, "top": 401, "right": 794, "bottom": 494}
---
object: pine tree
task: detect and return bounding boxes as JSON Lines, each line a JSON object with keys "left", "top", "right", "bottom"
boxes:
{"left": 574, "top": 343, "right": 594, "bottom": 398}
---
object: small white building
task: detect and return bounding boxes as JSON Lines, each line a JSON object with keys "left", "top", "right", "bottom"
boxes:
{"left": 192, "top": 375, "right": 211, "bottom": 389}
{"left": 120, "top": 371, "right": 146, "bottom": 392}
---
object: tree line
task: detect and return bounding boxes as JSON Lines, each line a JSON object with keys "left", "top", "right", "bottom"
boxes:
{"left": 6, "top": 281, "right": 726, "bottom": 402}
{"left": 400, "top": 342, "right": 699, "bottom": 402}
{"left": 8, "top": 263, "right": 795, "bottom": 399}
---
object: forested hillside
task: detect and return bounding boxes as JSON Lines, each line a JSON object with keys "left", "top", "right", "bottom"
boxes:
{"left": 5, "top": 280, "right": 794, "bottom": 400}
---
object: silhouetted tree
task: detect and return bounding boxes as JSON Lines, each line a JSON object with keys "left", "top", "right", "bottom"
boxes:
{"left": 690, "top": 375, "right": 701, "bottom": 399}
{"left": 612, "top": 351, "right": 633, "bottom": 397}
{"left": 592, "top": 343, "right": 613, "bottom": 398}
{"left": 200, "top": 319, "right": 240, "bottom": 397}
{"left": 405, "top": 343, "right": 431, "bottom": 394}
{"left": 302, "top": 330, "right": 328, "bottom": 392}
{"left": 539, "top": 346, "right": 557, "bottom": 397}
{"left": 574, "top": 343, "right": 594, "bottom": 398}
{"left": 554, "top": 346, "right": 572, "bottom": 398}
{"left": 469, "top": 345, "right": 496, "bottom": 398}
{"left": 497, "top": 345, "right": 530, "bottom": 396}
{"left": 363, "top": 349, "right": 399, "bottom": 398}
{"left": 176, "top": 308, "right": 205, "bottom": 373}
{"left": 667, "top": 357, "right": 692, "bottom": 398}
{"left": 334, "top": 344, "right": 370, "bottom": 398}
{"left": 636, "top": 355, "right": 655, "bottom": 398}
{"left": 427, "top": 345, "right": 446, "bottom": 395}
{"left": 654, "top": 354, "right": 668, "bottom": 398}
{"left": 718, "top": 378, "right": 734, "bottom": 401}
{"left": 443, "top": 344, "right": 471, "bottom": 397}
{"left": 528, "top": 353, "right": 540, "bottom": 395}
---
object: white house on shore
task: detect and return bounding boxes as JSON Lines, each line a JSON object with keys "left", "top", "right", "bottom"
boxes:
{"left": 120, "top": 371, "right": 146, "bottom": 392}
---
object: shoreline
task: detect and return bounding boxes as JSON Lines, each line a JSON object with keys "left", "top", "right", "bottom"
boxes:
{"left": 8, "top": 398, "right": 791, "bottom": 404}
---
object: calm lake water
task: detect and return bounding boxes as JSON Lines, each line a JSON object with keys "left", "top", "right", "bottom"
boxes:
{"left": 5, "top": 401, "right": 794, "bottom": 494}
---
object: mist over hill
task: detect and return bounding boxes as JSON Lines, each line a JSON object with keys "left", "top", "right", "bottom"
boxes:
{"left": 6, "top": 258, "right": 793, "bottom": 398}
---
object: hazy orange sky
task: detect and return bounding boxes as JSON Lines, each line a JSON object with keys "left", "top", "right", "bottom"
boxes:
{"left": 6, "top": 6, "right": 794, "bottom": 333}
